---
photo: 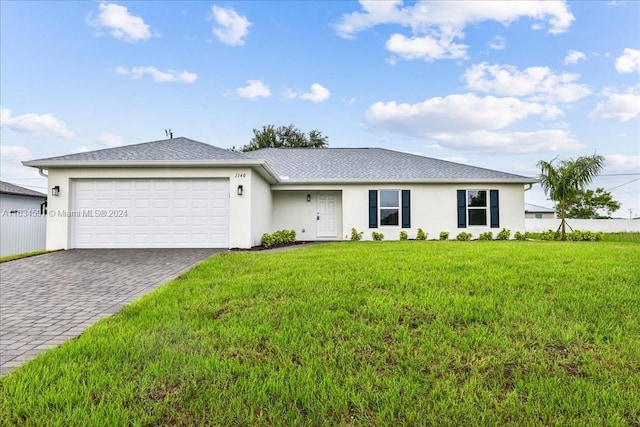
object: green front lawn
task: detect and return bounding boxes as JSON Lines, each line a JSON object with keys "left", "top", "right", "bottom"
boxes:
{"left": 2, "top": 241, "right": 639, "bottom": 425}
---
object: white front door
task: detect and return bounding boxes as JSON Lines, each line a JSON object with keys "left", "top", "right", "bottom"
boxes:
{"left": 317, "top": 192, "right": 337, "bottom": 238}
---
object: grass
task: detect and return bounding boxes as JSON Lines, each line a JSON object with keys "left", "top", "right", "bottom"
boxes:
{"left": 601, "top": 232, "right": 640, "bottom": 243}
{"left": 1, "top": 241, "right": 639, "bottom": 426}
{"left": 0, "top": 249, "right": 53, "bottom": 263}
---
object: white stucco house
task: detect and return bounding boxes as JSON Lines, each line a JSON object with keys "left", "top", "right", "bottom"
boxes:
{"left": 525, "top": 203, "right": 556, "bottom": 219}
{"left": 23, "top": 137, "right": 537, "bottom": 249}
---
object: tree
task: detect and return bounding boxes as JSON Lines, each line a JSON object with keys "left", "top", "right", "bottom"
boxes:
{"left": 234, "top": 124, "right": 328, "bottom": 152}
{"left": 567, "top": 187, "right": 621, "bottom": 219}
{"left": 537, "top": 154, "right": 605, "bottom": 240}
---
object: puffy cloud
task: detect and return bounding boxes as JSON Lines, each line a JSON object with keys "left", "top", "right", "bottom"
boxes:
{"left": 335, "top": 1, "right": 574, "bottom": 61}
{"left": 115, "top": 66, "right": 198, "bottom": 83}
{"left": 286, "top": 84, "right": 331, "bottom": 103}
{"left": 0, "top": 108, "right": 74, "bottom": 138}
{"left": 87, "top": 3, "right": 152, "bottom": 43}
{"left": 564, "top": 50, "right": 586, "bottom": 65}
{"left": 0, "top": 145, "right": 33, "bottom": 161}
{"left": 365, "top": 93, "right": 582, "bottom": 153}
{"left": 97, "top": 133, "right": 125, "bottom": 147}
{"left": 488, "top": 36, "right": 506, "bottom": 51}
{"left": 615, "top": 48, "right": 640, "bottom": 74}
{"left": 463, "top": 62, "right": 591, "bottom": 103}
{"left": 211, "top": 6, "right": 251, "bottom": 46}
{"left": 385, "top": 33, "right": 467, "bottom": 61}
{"left": 589, "top": 85, "right": 640, "bottom": 122}
{"left": 236, "top": 80, "right": 271, "bottom": 99}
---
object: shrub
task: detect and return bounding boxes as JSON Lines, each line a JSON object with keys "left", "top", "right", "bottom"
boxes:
{"left": 566, "top": 230, "right": 605, "bottom": 242}
{"left": 514, "top": 231, "right": 528, "bottom": 241}
{"left": 350, "top": 228, "right": 363, "bottom": 241}
{"left": 456, "top": 232, "right": 473, "bottom": 241}
{"left": 478, "top": 231, "right": 493, "bottom": 241}
{"left": 399, "top": 231, "right": 408, "bottom": 240}
{"left": 372, "top": 231, "right": 384, "bottom": 241}
{"left": 540, "top": 229, "right": 556, "bottom": 241}
{"left": 261, "top": 229, "right": 296, "bottom": 249}
{"left": 416, "top": 228, "right": 427, "bottom": 240}
{"left": 439, "top": 231, "right": 450, "bottom": 241}
{"left": 496, "top": 228, "right": 511, "bottom": 240}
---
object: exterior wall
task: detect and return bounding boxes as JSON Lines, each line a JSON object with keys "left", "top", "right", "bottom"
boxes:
{"left": 45, "top": 167, "right": 257, "bottom": 250}
{"left": 250, "top": 171, "right": 272, "bottom": 246}
{"left": 271, "top": 190, "right": 343, "bottom": 240}
{"left": 341, "top": 183, "right": 526, "bottom": 240}
{"left": 0, "top": 215, "right": 46, "bottom": 256}
{"left": 525, "top": 218, "right": 640, "bottom": 233}
{"left": 0, "top": 194, "right": 46, "bottom": 213}
{"left": 274, "top": 183, "right": 526, "bottom": 241}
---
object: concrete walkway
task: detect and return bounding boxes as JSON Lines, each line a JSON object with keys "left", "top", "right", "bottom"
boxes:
{"left": 0, "top": 248, "right": 222, "bottom": 376}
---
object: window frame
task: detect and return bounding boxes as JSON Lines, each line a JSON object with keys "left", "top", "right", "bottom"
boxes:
{"left": 379, "top": 189, "right": 400, "bottom": 227}
{"left": 467, "top": 189, "right": 488, "bottom": 226}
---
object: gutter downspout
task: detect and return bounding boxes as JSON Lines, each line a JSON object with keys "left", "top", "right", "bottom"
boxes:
{"left": 524, "top": 183, "right": 533, "bottom": 191}
{"left": 38, "top": 168, "right": 48, "bottom": 178}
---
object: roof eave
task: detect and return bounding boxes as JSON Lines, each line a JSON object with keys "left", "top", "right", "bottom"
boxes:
{"left": 274, "top": 177, "right": 539, "bottom": 185}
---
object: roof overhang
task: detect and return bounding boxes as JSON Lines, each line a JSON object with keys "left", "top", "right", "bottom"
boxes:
{"left": 271, "top": 177, "right": 539, "bottom": 188}
{"left": 22, "top": 159, "right": 281, "bottom": 184}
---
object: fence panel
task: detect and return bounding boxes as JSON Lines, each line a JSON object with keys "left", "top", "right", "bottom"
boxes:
{"left": 0, "top": 215, "right": 47, "bottom": 257}
{"left": 525, "top": 218, "right": 640, "bottom": 233}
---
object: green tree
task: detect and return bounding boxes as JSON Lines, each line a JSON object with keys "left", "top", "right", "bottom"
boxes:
{"left": 537, "top": 154, "right": 605, "bottom": 240}
{"left": 234, "top": 124, "right": 328, "bottom": 152}
{"left": 567, "top": 187, "right": 621, "bottom": 219}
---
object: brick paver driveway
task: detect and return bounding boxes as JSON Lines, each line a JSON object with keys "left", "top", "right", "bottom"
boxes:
{"left": 0, "top": 248, "right": 222, "bottom": 376}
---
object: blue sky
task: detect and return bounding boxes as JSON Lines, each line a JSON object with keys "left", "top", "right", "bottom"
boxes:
{"left": 1, "top": 1, "right": 639, "bottom": 216}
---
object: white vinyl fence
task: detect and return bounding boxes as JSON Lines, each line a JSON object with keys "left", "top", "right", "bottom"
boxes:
{"left": 525, "top": 218, "right": 640, "bottom": 233}
{"left": 0, "top": 215, "right": 47, "bottom": 257}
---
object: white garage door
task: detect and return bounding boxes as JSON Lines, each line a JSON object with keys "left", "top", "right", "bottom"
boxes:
{"left": 71, "top": 179, "right": 229, "bottom": 248}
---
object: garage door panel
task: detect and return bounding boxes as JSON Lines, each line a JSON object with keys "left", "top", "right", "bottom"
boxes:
{"left": 72, "top": 179, "right": 229, "bottom": 248}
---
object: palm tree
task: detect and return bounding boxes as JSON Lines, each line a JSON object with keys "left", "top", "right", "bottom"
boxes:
{"left": 537, "top": 154, "right": 605, "bottom": 240}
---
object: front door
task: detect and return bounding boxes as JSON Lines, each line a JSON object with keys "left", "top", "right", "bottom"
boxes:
{"left": 317, "top": 192, "right": 337, "bottom": 238}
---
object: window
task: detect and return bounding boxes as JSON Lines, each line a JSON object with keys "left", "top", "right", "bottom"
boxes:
{"left": 457, "top": 189, "right": 499, "bottom": 228}
{"left": 380, "top": 190, "right": 399, "bottom": 226}
{"left": 369, "top": 190, "right": 410, "bottom": 228}
{"left": 467, "top": 190, "right": 487, "bottom": 226}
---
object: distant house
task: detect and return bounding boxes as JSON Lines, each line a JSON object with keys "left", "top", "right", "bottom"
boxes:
{"left": 525, "top": 203, "right": 555, "bottom": 219}
{"left": 23, "top": 137, "right": 538, "bottom": 249}
{"left": 0, "top": 180, "right": 47, "bottom": 214}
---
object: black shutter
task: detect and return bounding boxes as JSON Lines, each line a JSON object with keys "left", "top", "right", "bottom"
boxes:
{"left": 457, "top": 190, "right": 466, "bottom": 228}
{"left": 490, "top": 190, "right": 499, "bottom": 228}
{"left": 369, "top": 190, "right": 378, "bottom": 228}
{"left": 401, "top": 190, "right": 410, "bottom": 228}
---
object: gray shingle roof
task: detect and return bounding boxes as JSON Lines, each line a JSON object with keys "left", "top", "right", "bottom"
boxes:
{"left": 26, "top": 137, "right": 245, "bottom": 162}
{"left": 0, "top": 181, "right": 47, "bottom": 198}
{"left": 244, "top": 148, "right": 536, "bottom": 183}
{"left": 525, "top": 203, "right": 555, "bottom": 213}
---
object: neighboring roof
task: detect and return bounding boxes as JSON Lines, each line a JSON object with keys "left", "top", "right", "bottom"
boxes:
{"left": 23, "top": 138, "right": 537, "bottom": 184}
{"left": 245, "top": 148, "right": 537, "bottom": 184}
{"left": 0, "top": 180, "right": 47, "bottom": 198}
{"left": 525, "top": 203, "right": 555, "bottom": 213}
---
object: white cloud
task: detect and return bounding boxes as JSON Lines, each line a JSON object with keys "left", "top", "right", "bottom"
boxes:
{"left": 286, "top": 84, "right": 331, "bottom": 103}
{"left": 463, "top": 62, "right": 591, "bottom": 103}
{"left": 236, "top": 80, "right": 271, "bottom": 99}
{"left": 564, "top": 50, "right": 586, "bottom": 65}
{"left": 615, "top": 48, "right": 640, "bottom": 74}
{"left": 365, "top": 93, "right": 583, "bottom": 153}
{"left": 385, "top": 33, "right": 467, "bottom": 61}
{"left": 605, "top": 154, "right": 640, "bottom": 173}
{"left": 115, "top": 66, "right": 198, "bottom": 83}
{"left": 211, "top": 6, "right": 251, "bottom": 46}
{"left": 0, "top": 108, "right": 74, "bottom": 138}
{"left": 87, "top": 3, "right": 152, "bottom": 43}
{"left": 488, "top": 36, "right": 506, "bottom": 50}
{"left": 335, "top": 1, "right": 574, "bottom": 61}
{"left": 97, "top": 133, "right": 125, "bottom": 147}
{"left": 0, "top": 145, "right": 33, "bottom": 161}
{"left": 589, "top": 85, "right": 640, "bottom": 122}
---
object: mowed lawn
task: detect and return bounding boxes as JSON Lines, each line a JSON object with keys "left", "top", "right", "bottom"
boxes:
{"left": 2, "top": 241, "right": 639, "bottom": 426}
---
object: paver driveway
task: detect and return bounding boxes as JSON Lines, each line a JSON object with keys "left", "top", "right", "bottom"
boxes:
{"left": 0, "top": 248, "right": 222, "bottom": 376}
